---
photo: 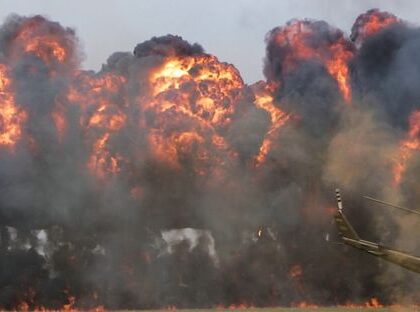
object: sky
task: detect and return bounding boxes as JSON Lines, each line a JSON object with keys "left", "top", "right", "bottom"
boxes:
{"left": 1, "top": 0, "right": 419, "bottom": 83}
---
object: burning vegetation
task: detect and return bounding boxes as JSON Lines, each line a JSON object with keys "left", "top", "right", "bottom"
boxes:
{"left": 0, "top": 9, "right": 420, "bottom": 310}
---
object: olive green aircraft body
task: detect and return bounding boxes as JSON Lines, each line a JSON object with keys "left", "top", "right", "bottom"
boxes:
{"left": 334, "top": 189, "right": 420, "bottom": 274}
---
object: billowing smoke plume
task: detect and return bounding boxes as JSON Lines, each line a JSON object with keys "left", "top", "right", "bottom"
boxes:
{"left": 0, "top": 9, "right": 419, "bottom": 309}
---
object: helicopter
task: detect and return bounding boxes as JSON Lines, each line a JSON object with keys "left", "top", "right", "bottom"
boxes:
{"left": 333, "top": 188, "right": 420, "bottom": 273}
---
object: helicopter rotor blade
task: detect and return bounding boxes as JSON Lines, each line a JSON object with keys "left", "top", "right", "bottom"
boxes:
{"left": 363, "top": 196, "right": 420, "bottom": 216}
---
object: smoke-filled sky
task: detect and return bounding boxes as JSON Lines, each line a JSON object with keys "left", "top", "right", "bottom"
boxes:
{"left": 1, "top": 0, "right": 419, "bottom": 83}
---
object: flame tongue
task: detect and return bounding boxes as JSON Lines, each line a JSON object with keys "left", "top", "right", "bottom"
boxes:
{"left": 393, "top": 110, "right": 420, "bottom": 186}
{"left": 251, "top": 81, "right": 290, "bottom": 166}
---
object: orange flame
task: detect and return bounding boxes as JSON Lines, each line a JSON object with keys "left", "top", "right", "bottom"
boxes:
{"left": 251, "top": 81, "right": 290, "bottom": 166}
{"left": 51, "top": 102, "right": 67, "bottom": 141}
{"left": 288, "top": 264, "right": 303, "bottom": 279}
{"left": 11, "top": 16, "right": 75, "bottom": 68}
{"left": 0, "top": 64, "right": 27, "bottom": 149}
{"left": 67, "top": 71, "right": 128, "bottom": 179}
{"left": 271, "top": 20, "right": 354, "bottom": 102}
{"left": 393, "top": 110, "right": 420, "bottom": 186}
{"left": 216, "top": 303, "right": 255, "bottom": 309}
{"left": 292, "top": 302, "right": 319, "bottom": 308}
{"left": 352, "top": 9, "right": 400, "bottom": 45}
{"left": 148, "top": 55, "right": 243, "bottom": 128}
{"left": 365, "top": 297, "right": 383, "bottom": 308}
{"left": 325, "top": 42, "right": 353, "bottom": 102}
{"left": 340, "top": 297, "right": 384, "bottom": 308}
{"left": 87, "top": 133, "right": 125, "bottom": 179}
{"left": 16, "top": 294, "right": 105, "bottom": 311}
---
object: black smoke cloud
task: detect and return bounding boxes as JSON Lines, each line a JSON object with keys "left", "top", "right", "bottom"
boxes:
{"left": 0, "top": 9, "right": 420, "bottom": 310}
{"left": 352, "top": 23, "right": 420, "bottom": 129}
{"left": 133, "top": 34, "right": 204, "bottom": 58}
